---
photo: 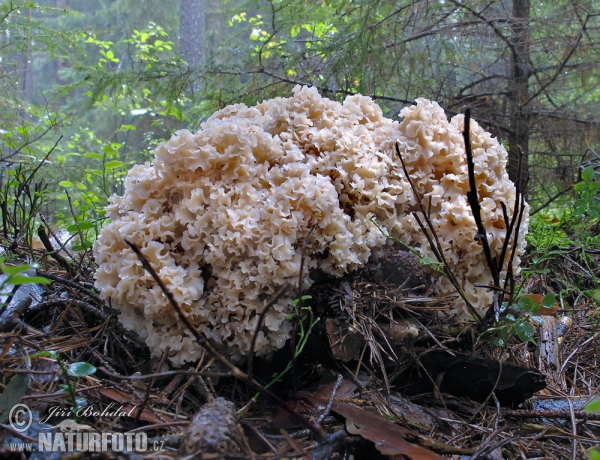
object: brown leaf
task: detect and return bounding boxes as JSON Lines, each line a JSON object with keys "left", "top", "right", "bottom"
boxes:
{"left": 301, "top": 394, "right": 442, "bottom": 460}
{"left": 98, "top": 387, "right": 173, "bottom": 423}
{"left": 326, "top": 318, "right": 364, "bottom": 361}
{"left": 99, "top": 387, "right": 136, "bottom": 404}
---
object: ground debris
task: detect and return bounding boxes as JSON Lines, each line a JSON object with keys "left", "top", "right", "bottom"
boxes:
{"left": 1, "top": 233, "right": 600, "bottom": 459}
{"left": 178, "top": 397, "right": 243, "bottom": 456}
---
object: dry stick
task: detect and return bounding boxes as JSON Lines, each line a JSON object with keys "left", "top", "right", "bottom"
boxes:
{"left": 37, "top": 271, "right": 102, "bottom": 306}
{"left": 39, "top": 214, "right": 81, "bottom": 270}
{"left": 502, "top": 156, "right": 529, "bottom": 310}
{"left": 495, "top": 200, "right": 515, "bottom": 303}
{"left": 394, "top": 143, "right": 483, "bottom": 323}
{"left": 132, "top": 346, "right": 170, "bottom": 428}
{"left": 317, "top": 374, "right": 344, "bottom": 424}
{"left": 25, "top": 136, "right": 63, "bottom": 184}
{"left": 464, "top": 112, "right": 518, "bottom": 323}
{"left": 37, "top": 224, "right": 73, "bottom": 275}
{"left": 124, "top": 240, "right": 327, "bottom": 440}
{"left": 0, "top": 124, "right": 58, "bottom": 164}
{"left": 463, "top": 108, "right": 499, "bottom": 286}
{"left": 99, "top": 367, "right": 231, "bottom": 381}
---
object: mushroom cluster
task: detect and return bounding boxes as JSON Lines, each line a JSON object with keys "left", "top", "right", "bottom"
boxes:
{"left": 93, "top": 86, "right": 528, "bottom": 365}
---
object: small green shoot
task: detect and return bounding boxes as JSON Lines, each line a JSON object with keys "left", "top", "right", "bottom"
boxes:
{"left": 266, "top": 299, "right": 319, "bottom": 389}
{"left": 481, "top": 293, "right": 556, "bottom": 347}
{"left": 26, "top": 351, "right": 96, "bottom": 417}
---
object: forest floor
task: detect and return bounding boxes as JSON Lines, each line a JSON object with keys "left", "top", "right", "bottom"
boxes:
{"left": 0, "top": 214, "right": 599, "bottom": 459}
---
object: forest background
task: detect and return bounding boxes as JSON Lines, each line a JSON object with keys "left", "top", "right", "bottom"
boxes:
{"left": 1, "top": 0, "right": 599, "bottom": 253}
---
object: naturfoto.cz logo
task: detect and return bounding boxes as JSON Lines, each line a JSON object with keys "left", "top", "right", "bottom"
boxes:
{"left": 7, "top": 403, "right": 164, "bottom": 453}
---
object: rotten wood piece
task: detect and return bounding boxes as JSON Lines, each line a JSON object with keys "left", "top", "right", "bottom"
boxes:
{"left": 396, "top": 349, "right": 546, "bottom": 406}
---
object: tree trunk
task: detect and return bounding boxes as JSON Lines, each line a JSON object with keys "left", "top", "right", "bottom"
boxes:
{"left": 507, "top": 0, "right": 531, "bottom": 188}
{"left": 180, "top": 0, "right": 205, "bottom": 93}
{"left": 22, "top": 8, "right": 34, "bottom": 104}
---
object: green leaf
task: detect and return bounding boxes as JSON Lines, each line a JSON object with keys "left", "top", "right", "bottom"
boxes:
{"left": 104, "top": 160, "right": 124, "bottom": 170}
{"left": 582, "top": 166, "right": 596, "bottom": 182}
{"left": 517, "top": 296, "right": 538, "bottom": 313}
{"left": 59, "top": 180, "right": 73, "bottom": 187}
{"left": 589, "top": 182, "right": 600, "bottom": 193}
{"left": 515, "top": 321, "right": 535, "bottom": 343}
{"left": 588, "top": 449, "right": 600, "bottom": 460}
{"left": 83, "top": 152, "right": 103, "bottom": 160}
{"left": 0, "top": 264, "right": 31, "bottom": 276}
{"left": 585, "top": 398, "right": 600, "bottom": 413}
{"left": 29, "top": 350, "right": 60, "bottom": 360}
{"left": 102, "top": 144, "right": 117, "bottom": 155}
{"left": 66, "top": 222, "right": 94, "bottom": 233}
{"left": 485, "top": 336, "right": 505, "bottom": 347}
{"left": 542, "top": 293, "right": 556, "bottom": 309}
{"left": 589, "top": 203, "right": 600, "bottom": 218}
{"left": 8, "top": 275, "right": 51, "bottom": 285}
{"left": 68, "top": 362, "right": 97, "bottom": 377}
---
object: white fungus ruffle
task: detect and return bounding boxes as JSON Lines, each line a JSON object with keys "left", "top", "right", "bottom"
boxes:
{"left": 94, "top": 87, "right": 528, "bottom": 365}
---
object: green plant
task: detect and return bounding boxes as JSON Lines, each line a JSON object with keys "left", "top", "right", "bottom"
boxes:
{"left": 585, "top": 399, "right": 600, "bottom": 459}
{"left": 0, "top": 162, "right": 50, "bottom": 255}
{"left": 480, "top": 293, "right": 556, "bottom": 347}
{"left": 241, "top": 296, "right": 319, "bottom": 414}
{"left": 574, "top": 166, "right": 600, "bottom": 218}
{"left": 27, "top": 351, "right": 96, "bottom": 417}
{"left": 266, "top": 297, "right": 320, "bottom": 388}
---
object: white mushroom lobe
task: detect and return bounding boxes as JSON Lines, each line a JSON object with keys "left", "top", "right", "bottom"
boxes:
{"left": 93, "top": 86, "right": 528, "bottom": 365}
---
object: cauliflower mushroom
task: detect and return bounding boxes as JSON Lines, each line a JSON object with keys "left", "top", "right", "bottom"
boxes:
{"left": 93, "top": 86, "right": 528, "bottom": 365}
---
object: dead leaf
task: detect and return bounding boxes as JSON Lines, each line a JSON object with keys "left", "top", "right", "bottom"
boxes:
{"left": 99, "top": 387, "right": 136, "bottom": 404}
{"left": 301, "top": 394, "right": 442, "bottom": 460}
{"left": 313, "top": 378, "right": 359, "bottom": 401}
{"left": 98, "top": 387, "right": 172, "bottom": 423}
{"left": 326, "top": 318, "right": 364, "bottom": 361}
{"left": 0, "top": 373, "right": 29, "bottom": 424}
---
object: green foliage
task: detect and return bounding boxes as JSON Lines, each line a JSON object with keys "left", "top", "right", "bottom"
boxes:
{"left": 585, "top": 399, "right": 600, "bottom": 459}
{"left": 0, "top": 259, "right": 50, "bottom": 287}
{"left": 481, "top": 294, "right": 556, "bottom": 347}
{"left": 0, "top": 162, "right": 50, "bottom": 253}
{"left": 67, "top": 361, "right": 98, "bottom": 378}
{"left": 269, "top": 298, "right": 319, "bottom": 388}
{"left": 526, "top": 212, "right": 600, "bottom": 290}
{"left": 22, "top": 351, "right": 96, "bottom": 414}
{"left": 523, "top": 207, "right": 600, "bottom": 328}
{"left": 27, "top": 351, "right": 96, "bottom": 416}
{"left": 574, "top": 166, "right": 600, "bottom": 218}
{"left": 585, "top": 398, "right": 600, "bottom": 413}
